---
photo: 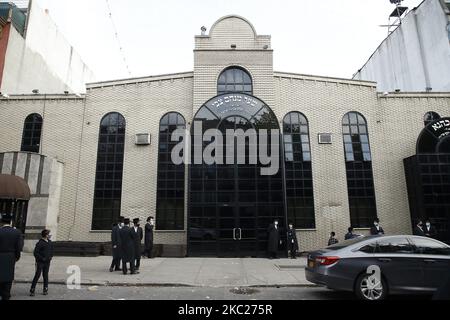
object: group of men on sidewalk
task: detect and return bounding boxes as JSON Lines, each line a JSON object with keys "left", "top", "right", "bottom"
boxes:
{"left": 110, "top": 216, "right": 154, "bottom": 275}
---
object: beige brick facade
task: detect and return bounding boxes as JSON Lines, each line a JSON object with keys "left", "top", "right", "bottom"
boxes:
{"left": 0, "top": 15, "right": 449, "bottom": 253}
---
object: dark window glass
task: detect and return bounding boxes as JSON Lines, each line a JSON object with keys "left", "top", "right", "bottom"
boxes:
{"left": 283, "top": 112, "right": 315, "bottom": 229}
{"left": 217, "top": 67, "right": 252, "bottom": 95}
{"left": 92, "top": 113, "right": 126, "bottom": 230}
{"left": 343, "top": 112, "right": 377, "bottom": 228}
{"left": 375, "top": 238, "right": 414, "bottom": 254}
{"left": 156, "top": 112, "right": 185, "bottom": 230}
{"left": 359, "top": 243, "right": 376, "bottom": 254}
{"left": 21, "top": 113, "right": 42, "bottom": 153}
{"left": 412, "top": 238, "right": 450, "bottom": 255}
{"left": 424, "top": 112, "right": 440, "bottom": 127}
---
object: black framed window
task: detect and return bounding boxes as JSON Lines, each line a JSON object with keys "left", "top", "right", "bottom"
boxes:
{"left": 21, "top": 113, "right": 42, "bottom": 153}
{"left": 283, "top": 112, "right": 315, "bottom": 228}
{"left": 217, "top": 67, "right": 252, "bottom": 95}
{"left": 91, "top": 112, "right": 126, "bottom": 230}
{"left": 424, "top": 112, "right": 440, "bottom": 126}
{"left": 342, "top": 112, "right": 377, "bottom": 228}
{"left": 156, "top": 112, "right": 186, "bottom": 230}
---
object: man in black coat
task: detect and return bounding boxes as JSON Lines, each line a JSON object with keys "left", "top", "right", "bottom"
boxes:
{"left": 267, "top": 219, "right": 281, "bottom": 259}
{"left": 131, "top": 218, "right": 143, "bottom": 270}
{"left": 413, "top": 220, "right": 425, "bottom": 236}
{"left": 286, "top": 222, "right": 298, "bottom": 259}
{"left": 30, "top": 229, "right": 53, "bottom": 296}
{"left": 370, "top": 218, "right": 385, "bottom": 235}
{"left": 424, "top": 219, "right": 437, "bottom": 238}
{"left": 109, "top": 216, "right": 124, "bottom": 272}
{"left": 143, "top": 216, "right": 154, "bottom": 258}
{"left": 0, "top": 212, "right": 23, "bottom": 300}
{"left": 119, "top": 218, "right": 137, "bottom": 275}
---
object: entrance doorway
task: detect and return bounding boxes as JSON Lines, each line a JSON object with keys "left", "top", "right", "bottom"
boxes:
{"left": 188, "top": 94, "right": 286, "bottom": 257}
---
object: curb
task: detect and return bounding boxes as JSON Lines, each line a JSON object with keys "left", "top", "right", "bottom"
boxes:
{"left": 14, "top": 280, "right": 318, "bottom": 288}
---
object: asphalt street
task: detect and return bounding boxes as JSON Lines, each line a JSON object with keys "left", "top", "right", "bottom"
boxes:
{"left": 9, "top": 283, "right": 430, "bottom": 300}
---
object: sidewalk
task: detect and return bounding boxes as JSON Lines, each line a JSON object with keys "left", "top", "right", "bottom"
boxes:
{"left": 14, "top": 253, "right": 314, "bottom": 287}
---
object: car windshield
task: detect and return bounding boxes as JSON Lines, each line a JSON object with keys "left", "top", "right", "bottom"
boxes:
{"left": 326, "top": 235, "right": 378, "bottom": 250}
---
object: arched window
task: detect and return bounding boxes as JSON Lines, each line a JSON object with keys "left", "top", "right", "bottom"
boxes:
{"left": 283, "top": 112, "right": 315, "bottom": 228}
{"left": 424, "top": 112, "right": 440, "bottom": 126}
{"left": 156, "top": 112, "right": 186, "bottom": 230}
{"left": 91, "top": 112, "right": 126, "bottom": 230}
{"left": 217, "top": 67, "right": 252, "bottom": 95}
{"left": 342, "top": 112, "right": 377, "bottom": 228}
{"left": 21, "top": 113, "right": 43, "bottom": 153}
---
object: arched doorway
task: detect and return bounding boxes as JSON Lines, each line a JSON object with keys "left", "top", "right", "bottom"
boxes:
{"left": 188, "top": 93, "right": 285, "bottom": 257}
{"left": 0, "top": 174, "right": 31, "bottom": 234}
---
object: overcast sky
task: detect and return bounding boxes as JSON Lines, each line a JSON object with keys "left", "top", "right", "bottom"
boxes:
{"left": 33, "top": 0, "right": 424, "bottom": 82}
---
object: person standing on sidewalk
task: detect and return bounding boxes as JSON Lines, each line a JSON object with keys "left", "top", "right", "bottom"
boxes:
{"left": 267, "top": 219, "right": 281, "bottom": 259}
{"left": 109, "top": 216, "right": 124, "bottom": 272}
{"left": 424, "top": 219, "right": 437, "bottom": 238}
{"left": 131, "top": 218, "right": 143, "bottom": 271}
{"left": 30, "top": 229, "right": 53, "bottom": 296}
{"left": 143, "top": 216, "right": 154, "bottom": 258}
{"left": 328, "top": 232, "right": 338, "bottom": 246}
{"left": 286, "top": 222, "right": 298, "bottom": 259}
{"left": 119, "top": 218, "right": 137, "bottom": 275}
{"left": 370, "top": 218, "right": 385, "bottom": 235}
{"left": 0, "top": 212, "right": 23, "bottom": 300}
{"left": 413, "top": 220, "right": 425, "bottom": 236}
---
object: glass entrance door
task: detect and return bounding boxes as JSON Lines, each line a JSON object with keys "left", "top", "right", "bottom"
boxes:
{"left": 188, "top": 95, "right": 286, "bottom": 257}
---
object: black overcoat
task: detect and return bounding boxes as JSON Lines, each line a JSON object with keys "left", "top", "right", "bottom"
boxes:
{"left": 267, "top": 224, "right": 280, "bottom": 253}
{"left": 144, "top": 223, "right": 154, "bottom": 249}
{"left": 370, "top": 225, "right": 385, "bottom": 235}
{"left": 287, "top": 228, "right": 299, "bottom": 251}
{"left": 111, "top": 225, "right": 122, "bottom": 259}
{"left": 33, "top": 239, "right": 54, "bottom": 263}
{"left": 0, "top": 226, "right": 23, "bottom": 282}
{"left": 131, "top": 226, "right": 143, "bottom": 258}
{"left": 119, "top": 226, "right": 135, "bottom": 262}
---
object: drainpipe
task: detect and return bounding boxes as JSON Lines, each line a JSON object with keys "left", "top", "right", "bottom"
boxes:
{"left": 412, "top": 9, "right": 432, "bottom": 91}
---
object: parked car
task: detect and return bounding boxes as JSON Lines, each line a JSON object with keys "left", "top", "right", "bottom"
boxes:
{"left": 305, "top": 235, "right": 450, "bottom": 300}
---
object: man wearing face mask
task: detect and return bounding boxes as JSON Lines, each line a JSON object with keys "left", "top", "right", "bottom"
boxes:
{"left": 109, "top": 216, "right": 124, "bottom": 272}
{"left": 287, "top": 222, "right": 298, "bottom": 259}
{"left": 30, "top": 229, "right": 53, "bottom": 296}
{"left": 413, "top": 220, "right": 425, "bottom": 236}
{"left": 424, "top": 219, "right": 437, "bottom": 239}
{"left": 143, "top": 216, "right": 154, "bottom": 258}
{"left": 0, "top": 212, "right": 23, "bottom": 300}
{"left": 370, "top": 218, "right": 385, "bottom": 235}
{"left": 267, "top": 219, "right": 282, "bottom": 259}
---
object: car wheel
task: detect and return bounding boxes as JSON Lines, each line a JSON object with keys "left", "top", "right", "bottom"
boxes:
{"left": 355, "top": 272, "right": 388, "bottom": 301}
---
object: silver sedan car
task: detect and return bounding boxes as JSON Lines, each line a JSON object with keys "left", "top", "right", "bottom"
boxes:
{"left": 305, "top": 235, "right": 450, "bottom": 300}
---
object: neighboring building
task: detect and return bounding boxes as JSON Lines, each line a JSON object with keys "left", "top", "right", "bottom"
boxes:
{"left": 0, "top": 1, "right": 95, "bottom": 94}
{"left": 353, "top": 0, "right": 450, "bottom": 93}
{"left": 0, "top": 15, "right": 449, "bottom": 256}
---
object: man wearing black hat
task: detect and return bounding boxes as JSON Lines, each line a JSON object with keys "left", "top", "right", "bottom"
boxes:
{"left": 109, "top": 216, "right": 124, "bottom": 272}
{"left": 131, "top": 218, "right": 143, "bottom": 271}
{"left": 0, "top": 212, "right": 24, "bottom": 300}
{"left": 370, "top": 218, "right": 385, "bottom": 235}
{"left": 119, "top": 218, "right": 137, "bottom": 275}
{"left": 143, "top": 216, "right": 154, "bottom": 258}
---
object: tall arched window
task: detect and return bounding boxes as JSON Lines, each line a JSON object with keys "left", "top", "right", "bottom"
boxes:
{"left": 91, "top": 112, "right": 126, "bottom": 230}
{"left": 156, "top": 112, "right": 186, "bottom": 230}
{"left": 424, "top": 111, "right": 440, "bottom": 126}
{"left": 342, "top": 112, "right": 377, "bottom": 228}
{"left": 21, "top": 113, "right": 43, "bottom": 153}
{"left": 217, "top": 67, "right": 252, "bottom": 95}
{"left": 283, "top": 112, "right": 315, "bottom": 228}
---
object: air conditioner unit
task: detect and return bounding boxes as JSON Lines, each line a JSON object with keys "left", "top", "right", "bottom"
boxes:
{"left": 318, "top": 133, "right": 332, "bottom": 144}
{"left": 135, "top": 133, "right": 151, "bottom": 145}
